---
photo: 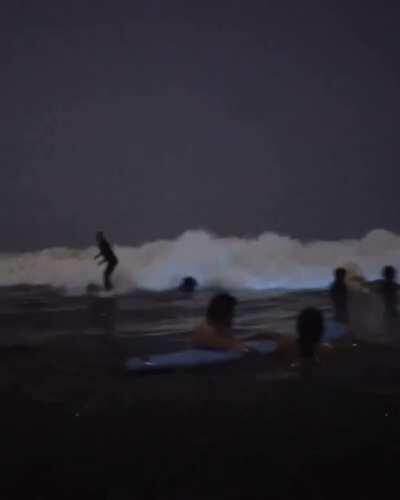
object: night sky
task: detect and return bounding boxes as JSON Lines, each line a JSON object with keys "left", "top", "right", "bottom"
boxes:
{"left": 1, "top": 1, "right": 399, "bottom": 251}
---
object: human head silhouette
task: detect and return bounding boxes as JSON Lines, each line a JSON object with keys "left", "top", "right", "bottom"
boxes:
{"left": 296, "top": 307, "right": 324, "bottom": 358}
{"left": 382, "top": 265, "right": 396, "bottom": 282}
{"left": 334, "top": 267, "right": 346, "bottom": 282}
{"left": 179, "top": 276, "right": 198, "bottom": 293}
{"left": 206, "top": 293, "right": 237, "bottom": 329}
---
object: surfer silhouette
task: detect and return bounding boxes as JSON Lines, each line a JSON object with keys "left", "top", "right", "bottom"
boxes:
{"left": 94, "top": 231, "right": 118, "bottom": 291}
{"left": 329, "top": 267, "right": 348, "bottom": 323}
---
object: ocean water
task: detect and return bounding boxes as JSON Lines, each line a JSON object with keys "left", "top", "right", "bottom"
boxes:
{"left": 0, "top": 229, "right": 399, "bottom": 292}
{"left": 0, "top": 285, "right": 330, "bottom": 350}
{"left": 0, "top": 228, "right": 397, "bottom": 350}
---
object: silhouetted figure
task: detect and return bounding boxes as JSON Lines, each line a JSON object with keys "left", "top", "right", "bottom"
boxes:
{"left": 296, "top": 307, "right": 324, "bottom": 360}
{"left": 191, "top": 293, "right": 246, "bottom": 351}
{"left": 206, "top": 293, "right": 237, "bottom": 329}
{"left": 329, "top": 267, "right": 348, "bottom": 323}
{"left": 380, "top": 265, "right": 398, "bottom": 318}
{"left": 94, "top": 231, "right": 118, "bottom": 291}
{"left": 179, "top": 276, "right": 198, "bottom": 294}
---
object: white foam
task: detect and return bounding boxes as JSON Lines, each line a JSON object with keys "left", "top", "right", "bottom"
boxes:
{"left": 345, "top": 265, "right": 386, "bottom": 341}
{"left": 0, "top": 229, "right": 399, "bottom": 292}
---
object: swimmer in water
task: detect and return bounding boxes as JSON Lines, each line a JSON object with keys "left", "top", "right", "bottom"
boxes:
{"left": 295, "top": 307, "right": 324, "bottom": 379}
{"left": 296, "top": 307, "right": 324, "bottom": 361}
{"left": 191, "top": 293, "right": 247, "bottom": 351}
{"left": 178, "top": 276, "right": 198, "bottom": 294}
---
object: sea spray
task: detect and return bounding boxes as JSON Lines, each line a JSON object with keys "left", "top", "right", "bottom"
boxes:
{"left": 0, "top": 229, "right": 399, "bottom": 292}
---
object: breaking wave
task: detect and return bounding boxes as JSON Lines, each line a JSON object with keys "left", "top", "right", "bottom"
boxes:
{"left": 0, "top": 229, "right": 399, "bottom": 292}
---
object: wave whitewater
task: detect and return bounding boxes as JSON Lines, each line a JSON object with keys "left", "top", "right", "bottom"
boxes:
{"left": 0, "top": 229, "right": 399, "bottom": 292}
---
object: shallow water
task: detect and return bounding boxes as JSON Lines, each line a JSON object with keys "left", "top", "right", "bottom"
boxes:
{"left": 0, "top": 285, "right": 333, "bottom": 347}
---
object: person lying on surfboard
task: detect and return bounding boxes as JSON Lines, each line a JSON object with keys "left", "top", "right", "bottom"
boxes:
{"left": 191, "top": 293, "right": 248, "bottom": 351}
{"left": 94, "top": 231, "right": 118, "bottom": 291}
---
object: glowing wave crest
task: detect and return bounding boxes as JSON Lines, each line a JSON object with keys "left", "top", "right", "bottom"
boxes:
{"left": 0, "top": 229, "right": 399, "bottom": 292}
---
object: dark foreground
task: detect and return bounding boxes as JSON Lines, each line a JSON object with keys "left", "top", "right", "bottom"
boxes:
{"left": 1, "top": 332, "right": 400, "bottom": 499}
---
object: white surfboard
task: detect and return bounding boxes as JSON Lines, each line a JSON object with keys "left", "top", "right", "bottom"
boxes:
{"left": 125, "top": 339, "right": 277, "bottom": 373}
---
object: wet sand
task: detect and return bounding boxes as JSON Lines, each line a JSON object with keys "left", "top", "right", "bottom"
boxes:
{"left": 1, "top": 326, "right": 400, "bottom": 499}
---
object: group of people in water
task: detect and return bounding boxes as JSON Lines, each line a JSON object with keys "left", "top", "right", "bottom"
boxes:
{"left": 190, "top": 292, "right": 326, "bottom": 359}
{"left": 190, "top": 265, "right": 399, "bottom": 365}
{"left": 329, "top": 265, "right": 398, "bottom": 323}
{"left": 94, "top": 231, "right": 398, "bottom": 364}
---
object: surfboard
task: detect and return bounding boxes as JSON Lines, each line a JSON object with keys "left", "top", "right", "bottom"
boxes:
{"left": 125, "top": 339, "right": 277, "bottom": 373}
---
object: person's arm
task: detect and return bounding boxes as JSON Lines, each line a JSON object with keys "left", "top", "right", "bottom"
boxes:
{"left": 95, "top": 242, "right": 105, "bottom": 259}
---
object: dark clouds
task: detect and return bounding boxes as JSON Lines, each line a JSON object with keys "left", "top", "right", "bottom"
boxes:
{"left": 1, "top": 1, "right": 399, "bottom": 250}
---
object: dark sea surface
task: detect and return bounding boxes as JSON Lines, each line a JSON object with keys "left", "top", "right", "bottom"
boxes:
{"left": 1, "top": 285, "right": 400, "bottom": 499}
{"left": 0, "top": 285, "right": 331, "bottom": 352}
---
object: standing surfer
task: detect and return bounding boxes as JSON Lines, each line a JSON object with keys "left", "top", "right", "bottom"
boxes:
{"left": 94, "top": 231, "right": 118, "bottom": 291}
